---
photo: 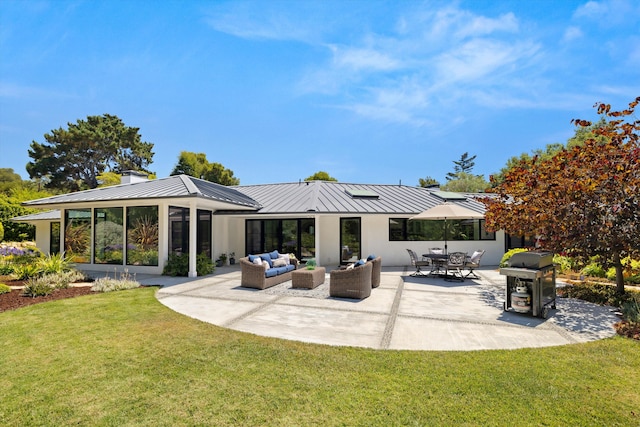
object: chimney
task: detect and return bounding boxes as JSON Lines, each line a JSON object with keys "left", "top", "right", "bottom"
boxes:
{"left": 121, "top": 170, "right": 149, "bottom": 185}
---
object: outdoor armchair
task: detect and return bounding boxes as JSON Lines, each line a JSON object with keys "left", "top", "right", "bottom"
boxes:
{"left": 464, "top": 250, "right": 485, "bottom": 279}
{"left": 369, "top": 256, "right": 382, "bottom": 288}
{"left": 330, "top": 261, "right": 372, "bottom": 299}
{"left": 445, "top": 252, "right": 467, "bottom": 282}
{"left": 406, "top": 249, "right": 430, "bottom": 277}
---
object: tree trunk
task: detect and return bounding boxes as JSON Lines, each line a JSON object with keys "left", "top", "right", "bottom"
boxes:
{"left": 613, "top": 251, "right": 625, "bottom": 295}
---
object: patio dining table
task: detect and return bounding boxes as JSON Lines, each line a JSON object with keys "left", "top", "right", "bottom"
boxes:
{"left": 423, "top": 253, "right": 448, "bottom": 277}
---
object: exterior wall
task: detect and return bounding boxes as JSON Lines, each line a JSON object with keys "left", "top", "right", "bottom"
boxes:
{"left": 26, "top": 210, "right": 505, "bottom": 274}
{"left": 33, "top": 220, "right": 54, "bottom": 256}
{"left": 358, "top": 214, "right": 503, "bottom": 267}
{"left": 224, "top": 213, "right": 505, "bottom": 268}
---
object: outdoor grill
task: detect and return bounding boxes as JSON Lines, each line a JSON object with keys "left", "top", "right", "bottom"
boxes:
{"left": 499, "top": 251, "right": 556, "bottom": 318}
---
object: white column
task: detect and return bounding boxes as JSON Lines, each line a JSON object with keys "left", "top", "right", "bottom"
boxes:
{"left": 314, "top": 214, "right": 320, "bottom": 266}
{"left": 188, "top": 201, "right": 197, "bottom": 277}
{"left": 157, "top": 203, "right": 169, "bottom": 273}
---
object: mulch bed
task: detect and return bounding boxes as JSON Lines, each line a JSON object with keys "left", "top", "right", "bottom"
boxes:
{"left": 0, "top": 280, "right": 95, "bottom": 313}
{"left": 615, "top": 321, "right": 640, "bottom": 340}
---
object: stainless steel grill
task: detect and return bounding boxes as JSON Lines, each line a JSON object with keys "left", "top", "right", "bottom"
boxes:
{"left": 500, "top": 251, "right": 556, "bottom": 318}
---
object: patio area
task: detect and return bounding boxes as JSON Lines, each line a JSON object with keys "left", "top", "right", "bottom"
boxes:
{"left": 128, "top": 265, "right": 619, "bottom": 351}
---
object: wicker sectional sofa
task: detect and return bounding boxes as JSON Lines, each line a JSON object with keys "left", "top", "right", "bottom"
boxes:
{"left": 240, "top": 251, "right": 298, "bottom": 290}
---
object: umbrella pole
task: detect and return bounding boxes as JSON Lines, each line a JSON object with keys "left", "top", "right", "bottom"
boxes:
{"left": 444, "top": 218, "right": 448, "bottom": 254}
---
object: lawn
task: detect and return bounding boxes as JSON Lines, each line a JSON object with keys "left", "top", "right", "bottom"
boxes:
{"left": 1, "top": 288, "right": 638, "bottom": 426}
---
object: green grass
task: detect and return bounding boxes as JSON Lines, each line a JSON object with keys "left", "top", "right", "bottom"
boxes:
{"left": 1, "top": 288, "right": 639, "bottom": 426}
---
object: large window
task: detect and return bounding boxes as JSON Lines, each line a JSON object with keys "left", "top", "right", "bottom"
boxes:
{"left": 169, "top": 207, "right": 212, "bottom": 257}
{"left": 94, "top": 207, "right": 124, "bottom": 264}
{"left": 245, "top": 219, "right": 315, "bottom": 260}
{"left": 50, "top": 222, "right": 60, "bottom": 255}
{"left": 197, "top": 210, "right": 211, "bottom": 258}
{"left": 126, "top": 206, "right": 158, "bottom": 266}
{"left": 389, "top": 219, "right": 495, "bottom": 241}
{"left": 64, "top": 209, "right": 91, "bottom": 263}
{"left": 169, "top": 206, "right": 189, "bottom": 254}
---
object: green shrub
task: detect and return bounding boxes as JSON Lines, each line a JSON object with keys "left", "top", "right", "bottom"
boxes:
{"left": 561, "top": 282, "right": 640, "bottom": 308}
{"left": 40, "top": 270, "right": 88, "bottom": 289}
{"left": 499, "top": 248, "right": 528, "bottom": 268}
{"left": 553, "top": 255, "right": 575, "bottom": 274}
{"left": 37, "top": 253, "right": 74, "bottom": 275}
{"left": 0, "top": 283, "right": 11, "bottom": 294}
{"left": 196, "top": 253, "right": 214, "bottom": 276}
{"left": 0, "top": 221, "right": 4, "bottom": 241}
{"left": 163, "top": 253, "right": 189, "bottom": 276}
{"left": 621, "top": 296, "right": 640, "bottom": 324}
{"left": 606, "top": 258, "right": 640, "bottom": 284}
{"left": 163, "top": 253, "right": 214, "bottom": 277}
{"left": 0, "top": 261, "right": 14, "bottom": 275}
{"left": 12, "top": 263, "right": 41, "bottom": 280}
{"left": 91, "top": 271, "right": 140, "bottom": 292}
{"left": 581, "top": 262, "right": 607, "bottom": 278}
{"left": 22, "top": 278, "right": 54, "bottom": 297}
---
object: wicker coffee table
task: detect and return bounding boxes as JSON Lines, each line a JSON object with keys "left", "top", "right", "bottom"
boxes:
{"left": 291, "top": 267, "right": 326, "bottom": 289}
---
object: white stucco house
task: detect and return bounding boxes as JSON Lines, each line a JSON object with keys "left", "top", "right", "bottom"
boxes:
{"left": 13, "top": 172, "right": 508, "bottom": 277}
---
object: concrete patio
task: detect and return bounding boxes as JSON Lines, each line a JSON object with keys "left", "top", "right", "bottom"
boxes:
{"left": 122, "top": 265, "right": 619, "bottom": 351}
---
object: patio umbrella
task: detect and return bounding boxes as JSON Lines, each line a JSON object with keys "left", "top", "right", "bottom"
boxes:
{"left": 409, "top": 202, "right": 484, "bottom": 253}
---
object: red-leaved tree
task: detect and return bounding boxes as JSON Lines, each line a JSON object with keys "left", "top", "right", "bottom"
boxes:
{"left": 482, "top": 97, "right": 640, "bottom": 294}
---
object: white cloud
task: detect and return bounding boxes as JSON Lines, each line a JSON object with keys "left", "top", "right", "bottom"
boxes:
{"left": 454, "top": 12, "right": 519, "bottom": 39}
{"left": 207, "top": 2, "right": 603, "bottom": 127}
{"left": 573, "top": 0, "right": 639, "bottom": 25}
{"left": 562, "top": 26, "right": 583, "bottom": 42}
{"left": 0, "top": 82, "right": 75, "bottom": 100}
{"left": 435, "top": 39, "right": 540, "bottom": 84}
{"left": 330, "top": 45, "right": 401, "bottom": 72}
{"left": 203, "top": 3, "right": 317, "bottom": 42}
{"left": 574, "top": 0, "right": 609, "bottom": 18}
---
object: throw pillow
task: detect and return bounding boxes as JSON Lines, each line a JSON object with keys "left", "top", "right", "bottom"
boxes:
{"left": 262, "top": 260, "right": 270, "bottom": 270}
{"left": 248, "top": 254, "right": 259, "bottom": 263}
{"left": 260, "top": 254, "right": 273, "bottom": 268}
{"left": 269, "top": 250, "right": 280, "bottom": 259}
{"left": 252, "top": 257, "right": 262, "bottom": 266}
{"left": 279, "top": 253, "right": 290, "bottom": 265}
{"left": 272, "top": 258, "right": 287, "bottom": 268}
{"left": 367, "top": 254, "right": 376, "bottom": 261}
{"left": 346, "top": 263, "right": 355, "bottom": 270}
{"left": 355, "top": 260, "right": 365, "bottom": 267}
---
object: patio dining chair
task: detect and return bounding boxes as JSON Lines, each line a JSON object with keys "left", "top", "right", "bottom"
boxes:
{"left": 464, "top": 250, "right": 485, "bottom": 279}
{"left": 445, "top": 252, "right": 467, "bottom": 282}
{"left": 406, "top": 249, "right": 430, "bottom": 277}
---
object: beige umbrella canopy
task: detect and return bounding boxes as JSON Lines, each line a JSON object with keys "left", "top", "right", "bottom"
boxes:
{"left": 409, "top": 202, "right": 485, "bottom": 253}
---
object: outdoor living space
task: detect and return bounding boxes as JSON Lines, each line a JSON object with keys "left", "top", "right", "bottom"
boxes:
{"left": 146, "top": 264, "right": 619, "bottom": 351}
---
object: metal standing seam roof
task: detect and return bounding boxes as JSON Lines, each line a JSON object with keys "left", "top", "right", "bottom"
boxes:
{"left": 21, "top": 175, "right": 261, "bottom": 209}
{"left": 16, "top": 179, "right": 487, "bottom": 218}
{"left": 233, "top": 181, "right": 487, "bottom": 215}
{"left": 11, "top": 209, "right": 61, "bottom": 222}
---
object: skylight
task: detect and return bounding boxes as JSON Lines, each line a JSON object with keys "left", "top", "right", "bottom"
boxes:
{"left": 346, "top": 189, "right": 379, "bottom": 199}
{"left": 432, "top": 191, "right": 467, "bottom": 201}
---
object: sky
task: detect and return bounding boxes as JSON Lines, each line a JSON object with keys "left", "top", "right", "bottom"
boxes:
{"left": 1, "top": 0, "right": 639, "bottom": 186}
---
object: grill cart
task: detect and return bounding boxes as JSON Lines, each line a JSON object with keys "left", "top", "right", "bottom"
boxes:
{"left": 500, "top": 251, "right": 556, "bottom": 319}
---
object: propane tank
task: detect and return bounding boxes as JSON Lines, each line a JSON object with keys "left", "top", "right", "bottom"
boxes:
{"left": 511, "top": 284, "right": 531, "bottom": 313}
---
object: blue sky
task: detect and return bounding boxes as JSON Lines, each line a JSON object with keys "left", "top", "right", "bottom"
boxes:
{"left": 1, "top": 0, "right": 638, "bottom": 186}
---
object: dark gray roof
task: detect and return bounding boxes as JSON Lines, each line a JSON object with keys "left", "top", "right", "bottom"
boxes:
{"left": 18, "top": 178, "right": 486, "bottom": 217}
{"left": 11, "top": 209, "right": 61, "bottom": 222}
{"left": 23, "top": 175, "right": 261, "bottom": 209}
{"left": 233, "top": 181, "right": 486, "bottom": 215}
